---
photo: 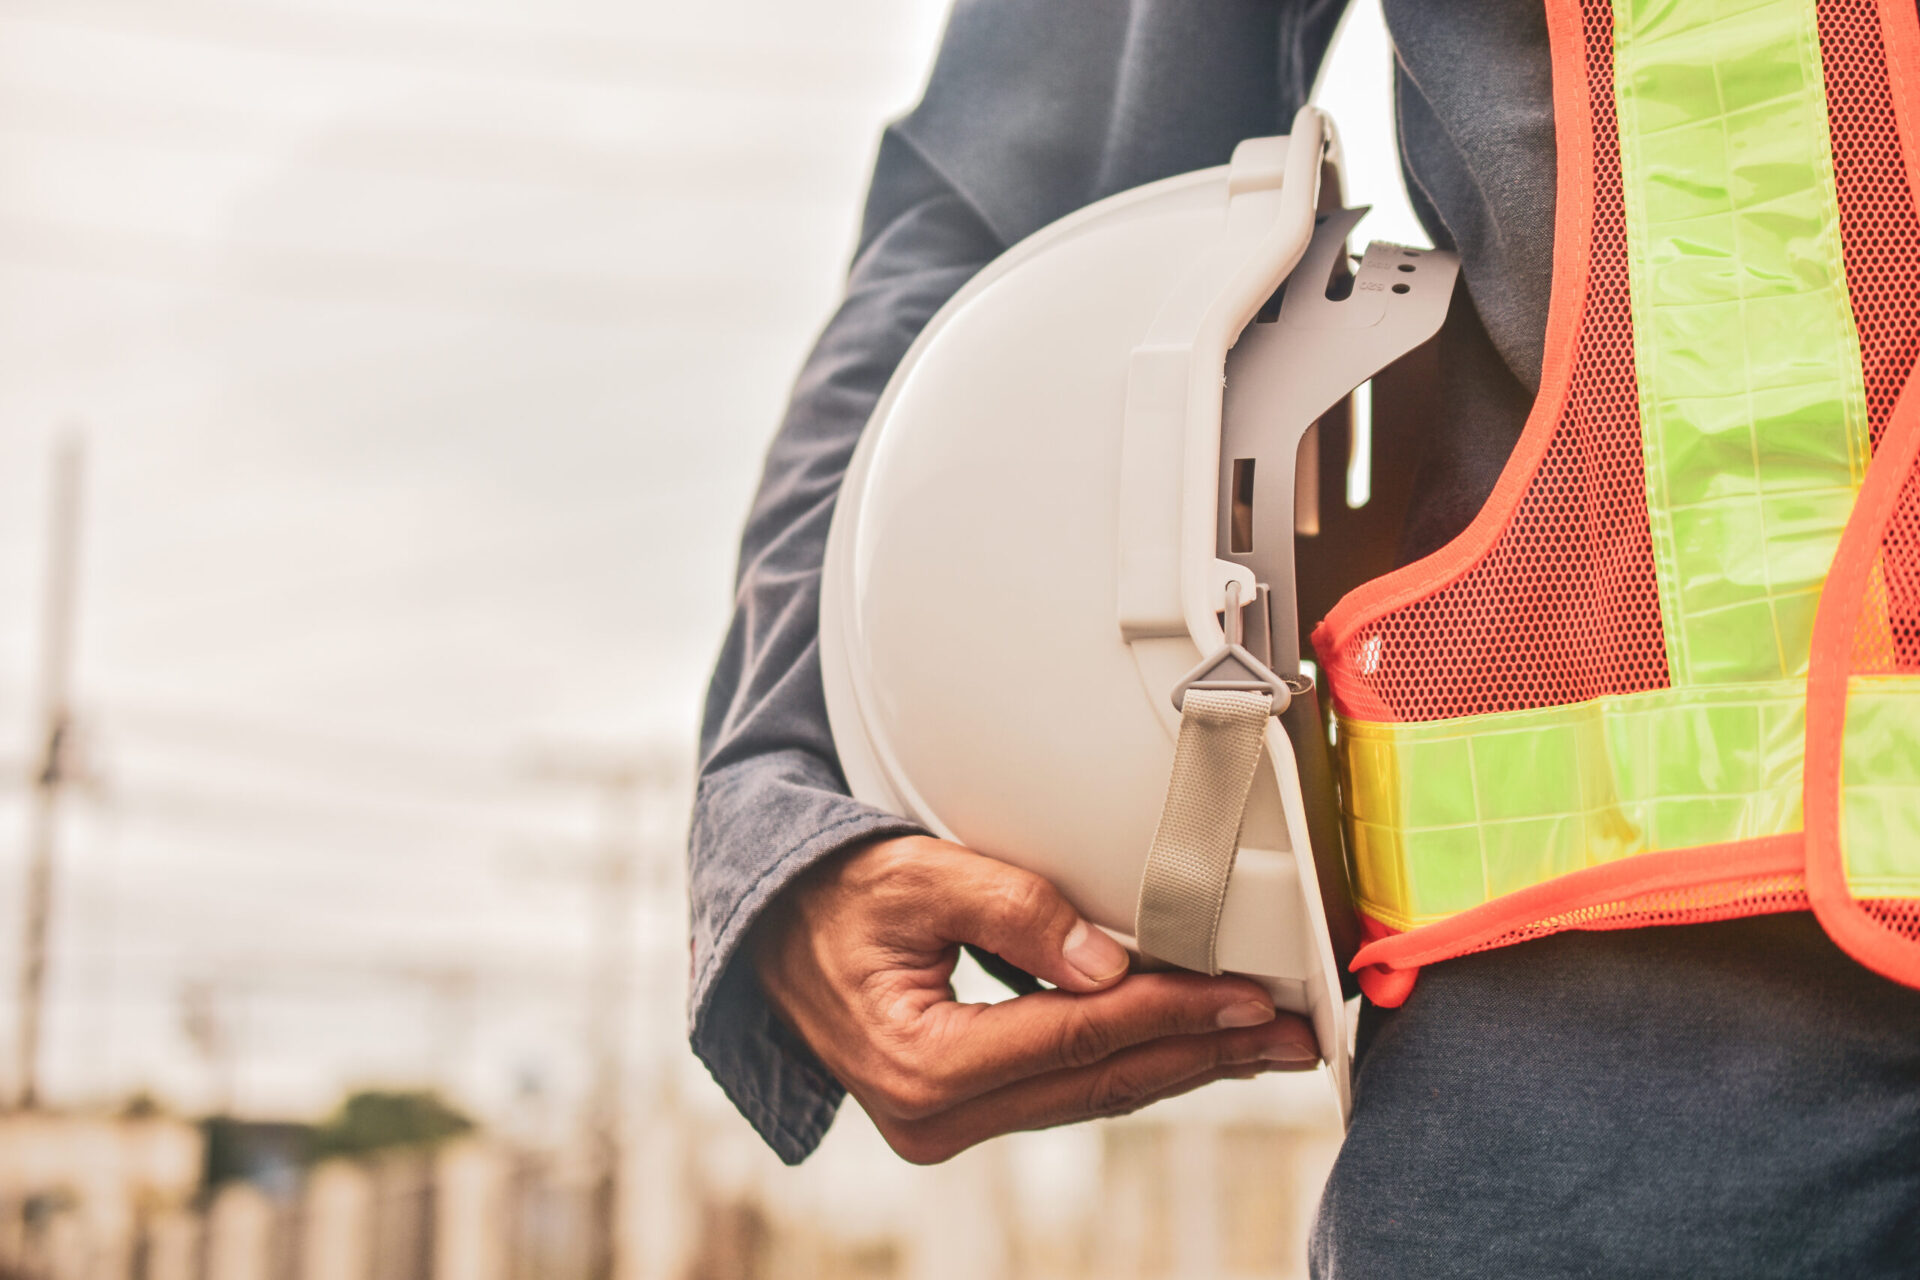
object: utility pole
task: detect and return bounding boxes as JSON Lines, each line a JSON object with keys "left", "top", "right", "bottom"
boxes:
{"left": 410, "top": 963, "right": 478, "bottom": 1105}
{"left": 15, "top": 435, "right": 85, "bottom": 1111}
{"left": 179, "top": 978, "right": 238, "bottom": 1116}
{"left": 523, "top": 747, "right": 676, "bottom": 1280}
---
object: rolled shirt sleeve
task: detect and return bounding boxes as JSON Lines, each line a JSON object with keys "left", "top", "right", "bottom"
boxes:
{"left": 688, "top": 124, "right": 1005, "bottom": 1162}
{"left": 688, "top": 0, "right": 1344, "bottom": 1164}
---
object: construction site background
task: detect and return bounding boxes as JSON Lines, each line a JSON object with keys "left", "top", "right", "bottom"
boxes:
{"left": 0, "top": 0, "right": 1413, "bottom": 1276}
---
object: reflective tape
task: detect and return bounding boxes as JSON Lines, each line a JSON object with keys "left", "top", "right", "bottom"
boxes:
{"left": 1614, "top": 0, "right": 1870, "bottom": 686}
{"left": 1338, "top": 682, "right": 1807, "bottom": 930}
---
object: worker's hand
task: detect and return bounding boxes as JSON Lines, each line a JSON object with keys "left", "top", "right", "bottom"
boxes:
{"left": 752, "top": 834, "right": 1320, "bottom": 1164}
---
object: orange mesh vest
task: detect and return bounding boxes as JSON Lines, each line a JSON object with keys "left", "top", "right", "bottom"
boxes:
{"left": 1313, "top": 0, "right": 1920, "bottom": 1005}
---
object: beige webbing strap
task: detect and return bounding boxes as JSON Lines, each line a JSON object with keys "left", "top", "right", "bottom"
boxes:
{"left": 1134, "top": 688, "right": 1273, "bottom": 975}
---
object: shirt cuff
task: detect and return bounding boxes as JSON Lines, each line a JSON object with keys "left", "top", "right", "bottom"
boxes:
{"left": 687, "top": 752, "right": 923, "bottom": 1163}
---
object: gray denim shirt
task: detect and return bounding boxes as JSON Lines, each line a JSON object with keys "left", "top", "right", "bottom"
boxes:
{"left": 690, "top": 0, "right": 1353, "bottom": 1166}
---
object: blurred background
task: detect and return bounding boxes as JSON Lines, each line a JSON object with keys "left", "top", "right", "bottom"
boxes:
{"left": 0, "top": 1, "right": 1418, "bottom": 1276}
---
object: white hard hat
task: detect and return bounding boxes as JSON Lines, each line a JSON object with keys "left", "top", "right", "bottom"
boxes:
{"left": 820, "top": 107, "right": 1456, "bottom": 1116}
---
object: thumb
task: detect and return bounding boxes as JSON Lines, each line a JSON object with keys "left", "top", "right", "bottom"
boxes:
{"left": 918, "top": 846, "right": 1132, "bottom": 994}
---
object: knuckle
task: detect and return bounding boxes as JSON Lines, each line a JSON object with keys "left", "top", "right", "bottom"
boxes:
{"left": 985, "top": 871, "right": 1057, "bottom": 931}
{"left": 1208, "top": 1025, "right": 1260, "bottom": 1068}
{"left": 1058, "top": 1000, "right": 1119, "bottom": 1070}
{"left": 855, "top": 839, "right": 922, "bottom": 889}
{"left": 870, "top": 1064, "right": 949, "bottom": 1122}
{"left": 1082, "top": 1062, "right": 1155, "bottom": 1119}
{"left": 865, "top": 839, "right": 959, "bottom": 909}
{"left": 1155, "top": 977, "right": 1235, "bottom": 1039}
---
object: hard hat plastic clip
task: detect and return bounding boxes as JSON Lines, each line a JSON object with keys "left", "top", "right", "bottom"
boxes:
{"left": 1170, "top": 579, "right": 1311, "bottom": 714}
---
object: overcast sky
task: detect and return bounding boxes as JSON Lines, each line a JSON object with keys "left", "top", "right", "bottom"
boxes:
{"left": 0, "top": 0, "right": 1413, "bottom": 1140}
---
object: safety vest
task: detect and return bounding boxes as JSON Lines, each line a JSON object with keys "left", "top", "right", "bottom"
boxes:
{"left": 1315, "top": 0, "right": 1920, "bottom": 1005}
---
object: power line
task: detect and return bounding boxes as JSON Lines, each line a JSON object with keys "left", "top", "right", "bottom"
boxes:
{"left": 0, "top": 682, "right": 685, "bottom": 832}
{"left": 0, "top": 213, "right": 772, "bottom": 327}
{"left": 101, "top": 701, "right": 529, "bottom": 798}
{"left": 0, "top": 84, "right": 863, "bottom": 199}
{"left": 0, "top": 0, "right": 916, "bottom": 101}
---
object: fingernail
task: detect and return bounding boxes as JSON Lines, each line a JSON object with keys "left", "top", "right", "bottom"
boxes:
{"left": 1063, "top": 921, "right": 1128, "bottom": 984}
{"left": 1260, "top": 1040, "right": 1321, "bottom": 1067}
{"left": 1216, "top": 1001, "right": 1277, "bottom": 1029}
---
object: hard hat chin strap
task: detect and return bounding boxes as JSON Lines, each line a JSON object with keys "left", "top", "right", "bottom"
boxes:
{"left": 1134, "top": 687, "right": 1274, "bottom": 975}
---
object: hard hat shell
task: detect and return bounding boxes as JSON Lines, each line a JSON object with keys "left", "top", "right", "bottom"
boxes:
{"left": 822, "top": 110, "right": 1352, "bottom": 1110}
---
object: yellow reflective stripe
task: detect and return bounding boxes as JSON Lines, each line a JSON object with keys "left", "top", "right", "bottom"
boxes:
{"left": 1339, "top": 682, "right": 1805, "bottom": 931}
{"left": 1341, "top": 3, "right": 1920, "bottom": 933}
{"left": 1615, "top": 0, "right": 1870, "bottom": 686}
{"left": 1840, "top": 676, "right": 1920, "bottom": 896}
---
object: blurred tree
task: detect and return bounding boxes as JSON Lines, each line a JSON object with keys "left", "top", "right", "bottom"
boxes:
{"left": 202, "top": 1118, "right": 312, "bottom": 1194}
{"left": 310, "top": 1089, "right": 474, "bottom": 1161}
{"left": 119, "top": 1089, "right": 169, "bottom": 1119}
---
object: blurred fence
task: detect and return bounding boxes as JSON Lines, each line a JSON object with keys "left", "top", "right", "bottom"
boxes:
{"left": 0, "top": 1127, "right": 612, "bottom": 1280}
{"left": 0, "top": 1091, "right": 1343, "bottom": 1280}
